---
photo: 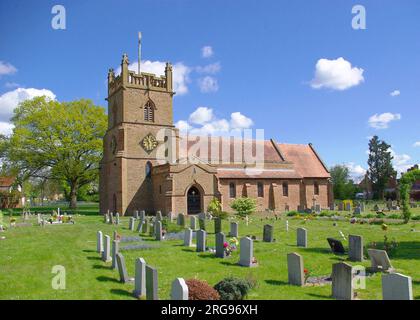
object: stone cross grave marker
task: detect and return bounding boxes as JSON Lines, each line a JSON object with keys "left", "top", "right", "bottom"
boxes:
{"left": 287, "top": 252, "right": 304, "bottom": 286}
{"left": 196, "top": 229, "right": 206, "bottom": 252}
{"left": 102, "top": 235, "right": 111, "bottom": 262}
{"left": 184, "top": 228, "right": 193, "bottom": 247}
{"left": 229, "top": 222, "right": 238, "bottom": 237}
{"left": 146, "top": 265, "right": 158, "bottom": 300}
{"left": 327, "top": 238, "right": 345, "bottom": 254}
{"left": 116, "top": 253, "right": 134, "bottom": 283}
{"left": 348, "top": 235, "right": 363, "bottom": 262}
{"left": 97, "top": 231, "right": 103, "bottom": 253}
{"left": 171, "top": 278, "right": 189, "bottom": 300}
{"left": 263, "top": 224, "right": 274, "bottom": 242}
{"left": 297, "top": 228, "right": 307, "bottom": 248}
{"left": 332, "top": 262, "right": 354, "bottom": 300}
{"left": 215, "top": 232, "right": 226, "bottom": 258}
{"left": 368, "top": 249, "right": 394, "bottom": 272}
{"left": 382, "top": 273, "right": 413, "bottom": 300}
{"left": 133, "top": 257, "right": 146, "bottom": 298}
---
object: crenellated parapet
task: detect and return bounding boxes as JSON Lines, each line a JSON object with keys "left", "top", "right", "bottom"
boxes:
{"left": 108, "top": 53, "right": 174, "bottom": 96}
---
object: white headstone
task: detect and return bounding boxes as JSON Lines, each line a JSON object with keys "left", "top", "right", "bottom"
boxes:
{"left": 297, "top": 227, "right": 307, "bottom": 248}
{"left": 102, "top": 235, "right": 111, "bottom": 262}
{"left": 238, "top": 237, "right": 255, "bottom": 267}
{"left": 97, "top": 231, "right": 103, "bottom": 253}
{"left": 171, "top": 278, "right": 189, "bottom": 300}
{"left": 133, "top": 257, "right": 146, "bottom": 298}
{"left": 184, "top": 228, "right": 193, "bottom": 247}
{"left": 382, "top": 273, "right": 413, "bottom": 300}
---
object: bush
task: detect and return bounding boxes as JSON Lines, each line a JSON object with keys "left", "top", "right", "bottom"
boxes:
{"left": 231, "top": 197, "right": 256, "bottom": 218}
{"left": 185, "top": 279, "right": 220, "bottom": 300}
{"left": 388, "top": 214, "right": 402, "bottom": 219}
{"left": 214, "top": 277, "right": 255, "bottom": 300}
{"left": 319, "top": 210, "right": 334, "bottom": 217}
{"left": 286, "top": 210, "right": 299, "bottom": 217}
{"left": 411, "top": 215, "right": 420, "bottom": 221}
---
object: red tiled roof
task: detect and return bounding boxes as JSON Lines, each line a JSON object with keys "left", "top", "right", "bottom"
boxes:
{"left": 277, "top": 144, "right": 330, "bottom": 178}
{"left": 216, "top": 168, "right": 301, "bottom": 179}
{"left": 0, "top": 176, "right": 15, "bottom": 187}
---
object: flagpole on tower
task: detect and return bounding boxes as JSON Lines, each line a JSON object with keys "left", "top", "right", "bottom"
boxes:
{"left": 138, "top": 31, "right": 142, "bottom": 75}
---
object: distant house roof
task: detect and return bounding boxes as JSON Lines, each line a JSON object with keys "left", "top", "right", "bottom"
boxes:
{"left": 277, "top": 143, "right": 330, "bottom": 178}
{"left": 0, "top": 176, "right": 16, "bottom": 187}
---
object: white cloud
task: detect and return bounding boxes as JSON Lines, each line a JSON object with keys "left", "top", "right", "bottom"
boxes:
{"left": 230, "top": 112, "right": 253, "bottom": 129}
{"left": 175, "top": 107, "right": 254, "bottom": 136}
{"left": 390, "top": 148, "right": 413, "bottom": 175}
{"left": 116, "top": 60, "right": 191, "bottom": 96}
{"left": 310, "top": 57, "right": 364, "bottom": 90}
{"left": 413, "top": 141, "right": 420, "bottom": 147}
{"left": 5, "top": 82, "right": 19, "bottom": 89}
{"left": 189, "top": 106, "right": 214, "bottom": 125}
{"left": 0, "top": 87, "right": 56, "bottom": 122}
{"left": 345, "top": 162, "right": 366, "bottom": 183}
{"left": 196, "top": 62, "right": 221, "bottom": 74}
{"left": 201, "top": 46, "right": 214, "bottom": 58}
{"left": 0, "top": 61, "right": 17, "bottom": 76}
{"left": 0, "top": 121, "right": 14, "bottom": 136}
{"left": 368, "top": 112, "right": 401, "bottom": 129}
{"left": 390, "top": 90, "right": 400, "bottom": 97}
{"left": 198, "top": 76, "right": 219, "bottom": 93}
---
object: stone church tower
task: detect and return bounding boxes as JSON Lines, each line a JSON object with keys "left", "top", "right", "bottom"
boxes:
{"left": 99, "top": 53, "right": 176, "bottom": 215}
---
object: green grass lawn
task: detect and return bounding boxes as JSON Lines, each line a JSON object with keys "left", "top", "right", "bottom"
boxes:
{"left": 1, "top": 206, "right": 419, "bottom": 300}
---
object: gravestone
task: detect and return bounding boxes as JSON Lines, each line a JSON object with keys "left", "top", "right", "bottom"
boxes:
{"left": 115, "top": 212, "right": 120, "bottom": 225}
{"left": 297, "top": 228, "right": 307, "bottom": 248}
{"left": 136, "top": 219, "right": 143, "bottom": 232}
{"left": 263, "top": 224, "right": 274, "bottom": 242}
{"left": 332, "top": 262, "right": 354, "bottom": 300}
{"left": 196, "top": 229, "right": 206, "bottom": 252}
{"left": 177, "top": 214, "right": 186, "bottom": 227}
{"left": 134, "top": 210, "right": 139, "bottom": 219}
{"left": 190, "top": 216, "right": 198, "bottom": 230}
{"left": 184, "top": 228, "right": 193, "bottom": 247}
{"left": 133, "top": 257, "right": 146, "bottom": 298}
{"left": 111, "top": 239, "right": 119, "bottom": 269}
{"left": 141, "top": 220, "right": 148, "bottom": 233}
{"left": 37, "top": 213, "right": 42, "bottom": 224}
{"left": 338, "top": 202, "right": 344, "bottom": 211}
{"left": 155, "top": 221, "right": 162, "bottom": 241}
{"left": 171, "top": 278, "right": 189, "bottom": 300}
{"left": 156, "top": 211, "right": 162, "bottom": 221}
{"left": 353, "top": 207, "right": 361, "bottom": 215}
{"left": 382, "top": 273, "right": 413, "bottom": 300}
{"left": 103, "top": 213, "right": 108, "bottom": 223}
{"left": 315, "top": 204, "right": 321, "bottom": 213}
{"left": 199, "top": 218, "right": 206, "bottom": 231}
{"left": 214, "top": 217, "right": 222, "bottom": 234}
{"left": 102, "top": 235, "right": 111, "bottom": 262}
{"left": 146, "top": 265, "right": 159, "bottom": 300}
{"left": 238, "top": 237, "right": 256, "bottom": 267}
{"left": 348, "top": 235, "right": 363, "bottom": 262}
{"left": 108, "top": 212, "right": 113, "bottom": 224}
{"left": 287, "top": 252, "right": 304, "bottom": 286}
{"left": 330, "top": 203, "right": 335, "bottom": 211}
{"left": 113, "top": 230, "right": 118, "bottom": 241}
{"left": 229, "top": 222, "right": 238, "bottom": 237}
{"left": 97, "top": 231, "right": 103, "bottom": 253}
{"left": 215, "top": 232, "right": 226, "bottom": 258}
{"left": 116, "top": 253, "right": 134, "bottom": 283}
{"left": 345, "top": 203, "right": 351, "bottom": 211}
{"left": 139, "top": 210, "right": 145, "bottom": 221}
{"left": 198, "top": 212, "right": 206, "bottom": 220}
{"left": 368, "top": 249, "right": 394, "bottom": 272}
{"left": 129, "top": 217, "right": 135, "bottom": 231}
{"left": 327, "top": 238, "right": 345, "bottom": 254}
{"left": 149, "top": 222, "right": 155, "bottom": 237}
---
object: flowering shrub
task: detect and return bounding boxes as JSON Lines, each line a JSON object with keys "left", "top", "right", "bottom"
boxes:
{"left": 185, "top": 279, "right": 220, "bottom": 300}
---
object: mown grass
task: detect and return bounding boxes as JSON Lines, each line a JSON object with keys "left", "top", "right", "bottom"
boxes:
{"left": 0, "top": 209, "right": 419, "bottom": 300}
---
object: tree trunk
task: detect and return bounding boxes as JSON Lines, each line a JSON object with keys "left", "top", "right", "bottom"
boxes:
{"left": 69, "top": 182, "right": 78, "bottom": 209}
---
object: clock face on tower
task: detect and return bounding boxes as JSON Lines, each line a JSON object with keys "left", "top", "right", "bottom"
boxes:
{"left": 141, "top": 133, "right": 158, "bottom": 152}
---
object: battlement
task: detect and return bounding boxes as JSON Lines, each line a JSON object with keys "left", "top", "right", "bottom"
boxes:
{"left": 108, "top": 53, "right": 173, "bottom": 96}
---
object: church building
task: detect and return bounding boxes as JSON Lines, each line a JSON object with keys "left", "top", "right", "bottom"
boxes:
{"left": 99, "top": 53, "right": 333, "bottom": 216}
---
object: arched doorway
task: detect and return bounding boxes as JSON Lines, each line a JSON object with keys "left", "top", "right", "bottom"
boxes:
{"left": 187, "top": 186, "right": 201, "bottom": 214}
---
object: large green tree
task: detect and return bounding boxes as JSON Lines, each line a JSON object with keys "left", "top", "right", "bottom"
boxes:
{"left": 367, "top": 136, "right": 396, "bottom": 200}
{"left": 329, "top": 165, "right": 359, "bottom": 200}
{"left": 4, "top": 96, "right": 107, "bottom": 209}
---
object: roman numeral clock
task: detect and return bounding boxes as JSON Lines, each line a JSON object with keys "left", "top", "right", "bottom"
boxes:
{"left": 141, "top": 133, "right": 158, "bottom": 153}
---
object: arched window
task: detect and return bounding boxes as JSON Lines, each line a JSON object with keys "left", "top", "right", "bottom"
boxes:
{"left": 257, "top": 182, "right": 264, "bottom": 197}
{"left": 283, "top": 182, "right": 289, "bottom": 196}
{"left": 145, "top": 161, "right": 152, "bottom": 178}
{"left": 314, "top": 181, "right": 319, "bottom": 195}
{"left": 144, "top": 101, "right": 154, "bottom": 122}
{"left": 229, "top": 182, "right": 236, "bottom": 198}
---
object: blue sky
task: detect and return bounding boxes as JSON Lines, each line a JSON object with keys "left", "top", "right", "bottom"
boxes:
{"left": 0, "top": 0, "right": 419, "bottom": 179}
